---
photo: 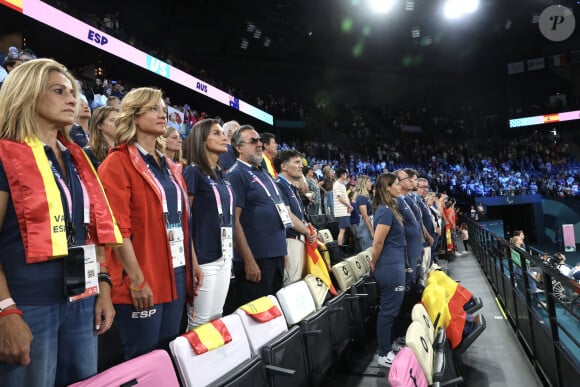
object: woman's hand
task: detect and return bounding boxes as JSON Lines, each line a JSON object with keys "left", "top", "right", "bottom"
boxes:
{"left": 193, "top": 264, "right": 204, "bottom": 295}
{"left": 130, "top": 281, "right": 154, "bottom": 311}
{"left": 94, "top": 285, "right": 115, "bottom": 335}
{"left": 0, "top": 312, "right": 33, "bottom": 365}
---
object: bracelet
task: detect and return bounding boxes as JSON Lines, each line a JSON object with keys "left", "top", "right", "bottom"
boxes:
{"left": 98, "top": 273, "right": 113, "bottom": 288}
{"left": 0, "top": 308, "right": 23, "bottom": 319}
{"left": 129, "top": 280, "right": 147, "bottom": 291}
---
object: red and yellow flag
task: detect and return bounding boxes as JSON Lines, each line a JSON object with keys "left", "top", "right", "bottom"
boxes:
{"left": 184, "top": 319, "right": 232, "bottom": 355}
{"left": 306, "top": 225, "right": 337, "bottom": 296}
{"left": 240, "top": 296, "right": 282, "bottom": 322}
{"left": 427, "top": 270, "right": 473, "bottom": 309}
{"left": 422, "top": 284, "right": 466, "bottom": 349}
{"left": 0, "top": 136, "right": 122, "bottom": 263}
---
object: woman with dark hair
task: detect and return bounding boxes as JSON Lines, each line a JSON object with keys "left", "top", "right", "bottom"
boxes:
{"left": 371, "top": 173, "right": 406, "bottom": 368}
{"left": 182, "top": 118, "right": 235, "bottom": 330}
{"left": 99, "top": 87, "right": 202, "bottom": 359}
{"left": 84, "top": 105, "right": 118, "bottom": 168}
{"left": 0, "top": 58, "right": 121, "bottom": 386}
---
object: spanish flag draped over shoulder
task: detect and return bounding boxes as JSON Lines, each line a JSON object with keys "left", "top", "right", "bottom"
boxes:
{"left": 306, "top": 225, "right": 337, "bottom": 296}
{"left": 0, "top": 136, "right": 122, "bottom": 263}
{"left": 427, "top": 270, "right": 473, "bottom": 308}
{"left": 262, "top": 153, "right": 277, "bottom": 178}
{"left": 184, "top": 319, "right": 232, "bottom": 355}
{"left": 422, "top": 284, "right": 466, "bottom": 349}
{"left": 240, "top": 296, "right": 282, "bottom": 322}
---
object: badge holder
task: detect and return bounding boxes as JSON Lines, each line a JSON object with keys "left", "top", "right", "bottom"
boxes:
{"left": 64, "top": 246, "right": 86, "bottom": 297}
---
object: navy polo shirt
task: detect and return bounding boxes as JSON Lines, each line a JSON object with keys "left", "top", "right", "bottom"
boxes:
{"left": 218, "top": 144, "right": 237, "bottom": 171}
{"left": 0, "top": 143, "right": 86, "bottom": 304}
{"left": 69, "top": 124, "right": 89, "bottom": 147}
{"left": 356, "top": 194, "right": 373, "bottom": 217}
{"left": 416, "top": 194, "right": 435, "bottom": 236}
{"left": 227, "top": 160, "right": 287, "bottom": 261}
{"left": 373, "top": 204, "right": 406, "bottom": 265}
{"left": 397, "top": 196, "right": 423, "bottom": 260}
{"left": 183, "top": 165, "right": 235, "bottom": 264}
{"left": 275, "top": 174, "right": 306, "bottom": 239}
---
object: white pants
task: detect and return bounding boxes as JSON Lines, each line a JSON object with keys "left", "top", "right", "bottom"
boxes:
{"left": 187, "top": 256, "right": 232, "bottom": 330}
{"left": 283, "top": 238, "right": 305, "bottom": 286}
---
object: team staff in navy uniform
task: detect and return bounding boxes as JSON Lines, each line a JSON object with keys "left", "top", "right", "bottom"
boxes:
{"left": 182, "top": 119, "right": 236, "bottom": 329}
{"left": 371, "top": 173, "right": 407, "bottom": 368}
{"left": 395, "top": 169, "right": 424, "bottom": 290}
{"left": 273, "top": 150, "right": 318, "bottom": 285}
{"left": 227, "top": 125, "right": 288, "bottom": 305}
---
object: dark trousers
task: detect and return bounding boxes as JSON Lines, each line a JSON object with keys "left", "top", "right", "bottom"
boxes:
{"left": 233, "top": 256, "right": 284, "bottom": 305}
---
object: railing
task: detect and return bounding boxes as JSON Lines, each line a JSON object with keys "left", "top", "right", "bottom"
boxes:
{"left": 469, "top": 220, "right": 580, "bottom": 387}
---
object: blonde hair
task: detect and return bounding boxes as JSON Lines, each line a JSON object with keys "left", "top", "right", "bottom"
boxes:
{"left": 0, "top": 58, "right": 78, "bottom": 142}
{"left": 115, "top": 87, "right": 164, "bottom": 151}
{"left": 162, "top": 126, "right": 183, "bottom": 162}
{"left": 87, "top": 106, "right": 119, "bottom": 163}
{"left": 352, "top": 175, "right": 371, "bottom": 202}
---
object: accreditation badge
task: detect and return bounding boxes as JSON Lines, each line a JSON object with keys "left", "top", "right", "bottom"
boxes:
{"left": 168, "top": 226, "right": 185, "bottom": 268}
{"left": 68, "top": 244, "right": 99, "bottom": 302}
{"left": 220, "top": 226, "right": 234, "bottom": 260}
{"left": 275, "top": 203, "right": 294, "bottom": 229}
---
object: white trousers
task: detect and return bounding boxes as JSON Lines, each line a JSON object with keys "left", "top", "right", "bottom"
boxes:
{"left": 187, "top": 256, "right": 232, "bottom": 330}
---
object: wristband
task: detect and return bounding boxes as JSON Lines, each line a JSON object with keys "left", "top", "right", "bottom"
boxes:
{"left": 129, "top": 280, "right": 147, "bottom": 291}
{"left": 0, "top": 297, "right": 15, "bottom": 312}
{"left": 0, "top": 308, "right": 23, "bottom": 319}
{"left": 98, "top": 273, "right": 113, "bottom": 288}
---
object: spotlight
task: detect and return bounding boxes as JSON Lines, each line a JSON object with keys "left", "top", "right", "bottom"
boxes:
{"left": 368, "top": 0, "right": 395, "bottom": 15}
{"left": 246, "top": 22, "right": 255, "bottom": 32}
{"left": 443, "top": 0, "right": 479, "bottom": 20}
{"left": 264, "top": 37, "right": 271, "bottom": 47}
{"left": 240, "top": 38, "right": 249, "bottom": 49}
{"left": 253, "top": 29, "right": 262, "bottom": 39}
{"left": 406, "top": 1, "right": 415, "bottom": 12}
{"left": 411, "top": 28, "right": 420, "bottom": 38}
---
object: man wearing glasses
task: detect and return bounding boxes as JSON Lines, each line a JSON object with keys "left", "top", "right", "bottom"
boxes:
{"left": 416, "top": 177, "right": 439, "bottom": 263}
{"left": 227, "top": 125, "right": 288, "bottom": 304}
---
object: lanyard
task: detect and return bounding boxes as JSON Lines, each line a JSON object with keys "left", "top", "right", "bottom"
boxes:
{"left": 208, "top": 176, "right": 234, "bottom": 226}
{"left": 247, "top": 169, "right": 281, "bottom": 202}
{"left": 136, "top": 145, "right": 183, "bottom": 225}
{"left": 277, "top": 175, "right": 305, "bottom": 218}
{"left": 149, "top": 166, "right": 183, "bottom": 224}
{"left": 50, "top": 160, "right": 90, "bottom": 225}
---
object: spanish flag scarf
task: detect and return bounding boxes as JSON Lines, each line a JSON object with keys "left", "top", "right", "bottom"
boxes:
{"left": 0, "top": 135, "right": 122, "bottom": 263}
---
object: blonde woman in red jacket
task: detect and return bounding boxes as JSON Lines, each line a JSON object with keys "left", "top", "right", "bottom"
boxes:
{"left": 99, "top": 87, "right": 202, "bottom": 360}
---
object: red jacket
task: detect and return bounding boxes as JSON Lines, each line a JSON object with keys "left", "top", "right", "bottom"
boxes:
{"left": 99, "top": 143, "right": 192, "bottom": 305}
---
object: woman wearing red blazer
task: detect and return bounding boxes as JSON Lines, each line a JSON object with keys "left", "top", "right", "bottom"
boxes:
{"left": 99, "top": 87, "right": 202, "bottom": 360}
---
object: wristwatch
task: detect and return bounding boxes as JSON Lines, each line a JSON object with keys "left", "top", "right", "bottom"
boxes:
{"left": 0, "top": 297, "right": 15, "bottom": 312}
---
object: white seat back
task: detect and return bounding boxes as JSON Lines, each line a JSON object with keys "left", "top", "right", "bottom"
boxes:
{"left": 169, "top": 314, "right": 251, "bottom": 387}
{"left": 276, "top": 280, "right": 316, "bottom": 326}
{"left": 331, "top": 261, "right": 356, "bottom": 292}
{"left": 346, "top": 255, "right": 367, "bottom": 280}
{"left": 233, "top": 295, "right": 288, "bottom": 356}
{"left": 411, "top": 303, "right": 435, "bottom": 344}
{"left": 406, "top": 321, "right": 434, "bottom": 385}
{"left": 319, "top": 229, "right": 334, "bottom": 243}
{"left": 303, "top": 274, "right": 330, "bottom": 309}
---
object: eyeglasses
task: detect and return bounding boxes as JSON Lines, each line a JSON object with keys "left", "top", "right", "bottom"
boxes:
{"left": 242, "top": 137, "right": 262, "bottom": 145}
{"left": 418, "top": 185, "right": 429, "bottom": 189}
